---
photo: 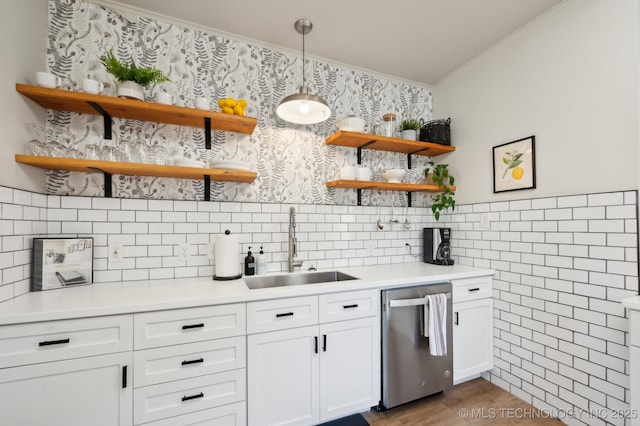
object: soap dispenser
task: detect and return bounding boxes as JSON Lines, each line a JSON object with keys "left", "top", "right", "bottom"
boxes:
{"left": 244, "top": 246, "right": 255, "bottom": 276}
{"left": 256, "top": 246, "right": 267, "bottom": 275}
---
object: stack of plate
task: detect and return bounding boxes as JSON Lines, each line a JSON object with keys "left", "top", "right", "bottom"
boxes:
{"left": 210, "top": 160, "right": 250, "bottom": 170}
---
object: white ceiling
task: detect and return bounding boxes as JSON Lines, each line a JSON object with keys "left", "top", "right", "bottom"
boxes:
{"left": 109, "top": 0, "right": 563, "bottom": 86}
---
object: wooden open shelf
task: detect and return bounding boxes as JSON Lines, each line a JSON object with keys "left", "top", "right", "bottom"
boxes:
{"left": 16, "top": 83, "right": 257, "bottom": 136}
{"left": 15, "top": 155, "right": 256, "bottom": 182}
{"left": 326, "top": 131, "right": 455, "bottom": 157}
{"left": 326, "top": 179, "right": 456, "bottom": 193}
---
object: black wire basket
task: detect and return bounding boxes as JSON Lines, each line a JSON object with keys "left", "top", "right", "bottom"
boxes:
{"left": 419, "top": 118, "right": 451, "bottom": 146}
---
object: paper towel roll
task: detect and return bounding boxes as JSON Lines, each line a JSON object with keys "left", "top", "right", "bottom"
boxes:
{"left": 214, "top": 230, "right": 241, "bottom": 280}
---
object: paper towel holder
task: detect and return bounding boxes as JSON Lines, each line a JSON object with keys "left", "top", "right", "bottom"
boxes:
{"left": 213, "top": 230, "right": 242, "bottom": 281}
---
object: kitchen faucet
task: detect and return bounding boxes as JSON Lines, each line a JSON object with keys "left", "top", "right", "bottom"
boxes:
{"left": 288, "top": 207, "right": 303, "bottom": 272}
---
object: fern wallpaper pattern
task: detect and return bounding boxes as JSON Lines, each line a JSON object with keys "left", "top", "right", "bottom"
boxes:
{"left": 45, "top": 0, "right": 434, "bottom": 206}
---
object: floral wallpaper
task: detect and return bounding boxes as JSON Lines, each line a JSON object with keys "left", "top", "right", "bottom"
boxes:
{"left": 44, "top": 0, "right": 434, "bottom": 206}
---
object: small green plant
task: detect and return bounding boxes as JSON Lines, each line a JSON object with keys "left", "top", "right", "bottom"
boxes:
{"left": 399, "top": 118, "right": 422, "bottom": 132}
{"left": 424, "top": 161, "right": 455, "bottom": 220}
{"left": 99, "top": 50, "right": 170, "bottom": 87}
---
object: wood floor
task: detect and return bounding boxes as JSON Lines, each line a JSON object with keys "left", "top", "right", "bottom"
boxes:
{"left": 362, "top": 378, "right": 563, "bottom": 425}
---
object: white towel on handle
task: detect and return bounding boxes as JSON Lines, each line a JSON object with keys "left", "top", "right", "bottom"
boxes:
{"left": 427, "top": 293, "right": 447, "bottom": 356}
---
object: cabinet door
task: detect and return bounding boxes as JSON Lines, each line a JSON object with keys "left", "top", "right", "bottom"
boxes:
{"left": 453, "top": 298, "right": 494, "bottom": 384}
{"left": 247, "top": 326, "right": 319, "bottom": 426}
{"left": 319, "top": 317, "right": 380, "bottom": 422}
{"left": 0, "top": 352, "right": 133, "bottom": 426}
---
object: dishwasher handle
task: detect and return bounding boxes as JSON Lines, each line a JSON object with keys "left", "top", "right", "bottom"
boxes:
{"left": 388, "top": 292, "right": 451, "bottom": 308}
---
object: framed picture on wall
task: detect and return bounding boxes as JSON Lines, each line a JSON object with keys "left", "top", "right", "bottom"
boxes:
{"left": 493, "top": 136, "right": 536, "bottom": 193}
{"left": 31, "top": 238, "right": 94, "bottom": 291}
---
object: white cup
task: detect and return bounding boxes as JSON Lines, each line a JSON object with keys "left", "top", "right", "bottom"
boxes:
{"left": 356, "top": 167, "right": 372, "bottom": 181}
{"left": 36, "top": 72, "right": 61, "bottom": 88}
{"left": 339, "top": 166, "right": 358, "bottom": 180}
{"left": 82, "top": 78, "right": 104, "bottom": 94}
{"left": 157, "top": 92, "right": 176, "bottom": 105}
{"left": 194, "top": 96, "right": 210, "bottom": 110}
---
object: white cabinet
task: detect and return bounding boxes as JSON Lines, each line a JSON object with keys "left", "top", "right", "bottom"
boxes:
{"left": 452, "top": 276, "right": 494, "bottom": 384}
{"left": 0, "top": 315, "right": 133, "bottom": 426}
{"left": 133, "top": 304, "right": 247, "bottom": 425}
{"left": 247, "top": 290, "right": 380, "bottom": 426}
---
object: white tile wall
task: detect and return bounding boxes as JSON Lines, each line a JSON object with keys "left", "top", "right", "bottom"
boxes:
{"left": 0, "top": 185, "right": 637, "bottom": 425}
{"left": 438, "top": 190, "right": 638, "bottom": 426}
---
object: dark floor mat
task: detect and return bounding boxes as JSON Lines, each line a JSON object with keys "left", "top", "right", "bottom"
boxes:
{"left": 317, "top": 413, "right": 369, "bottom": 426}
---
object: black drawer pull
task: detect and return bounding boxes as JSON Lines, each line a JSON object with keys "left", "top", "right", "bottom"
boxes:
{"left": 343, "top": 304, "right": 358, "bottom": 309}
{"left": 468, "top": 287, "right": 480, "bottom": 292}
{"left": 323, "top": 334, "right": 327, "bottom": 352}
{"left": 276, "top": 312, "right": 294, "bottom": 318}
{"left": 39, "top": 338, "right": 70, "bottom": 347}
{"left": 314, "top": 336, "right": 318, "bottom": 354}
{"left": 455, "top": 312, "right": 459, "bottom": 325}
{"left": 182, "top": 323, "right": 204, "bottom": 330}
{"left": 122, "top": 365, "right": 128, "bottom": 389}
{"left": 182, "top": 358, "right": 204, "bottom": 366}
{"left": 182, "top": 392, "right": 204, "bottom": 402}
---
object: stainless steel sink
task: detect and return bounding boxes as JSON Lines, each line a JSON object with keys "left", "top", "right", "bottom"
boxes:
{"left": 244, "top": 271, "right": 358, "bottom": 289}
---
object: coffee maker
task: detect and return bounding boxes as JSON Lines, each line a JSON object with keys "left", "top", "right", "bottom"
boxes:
{"left": 423, "top": 227, "right": 454, "bottom": 265}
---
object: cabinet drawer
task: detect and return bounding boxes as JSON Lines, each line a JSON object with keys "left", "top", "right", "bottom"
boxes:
{"left": 133, "top": 336, "right": 246, "bottom": 387}
{"left": 319, "top": 289, "right": 379, "bottom": 323}
{"left": 452, "top": 276, "right": 492, "bottom": 303}
{"left": 141, "top": 401, "right": 246, "bottom": 426}
{"left": 133, "top": 369, "right": 246, "bottom": 424}
{"left": 134, "top": 304, "right": 245, "bottom": 350}
{"left": 0, "top": 315, "right": 132, "bottom": 368}
{"left": 247, "top": 296, "right": 318, "bottom": 334}
{"left": 631, "top": 310, "right": 640, "bottom": 347}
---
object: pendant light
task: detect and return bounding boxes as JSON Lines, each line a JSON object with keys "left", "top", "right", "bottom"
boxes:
{"left": 276, "top": 19, "right": 331, "bottom": 124}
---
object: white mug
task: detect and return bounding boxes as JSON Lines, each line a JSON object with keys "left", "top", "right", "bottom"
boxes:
{"left": 82, "top": 78, "right": 104, "bottom": 94}
{"left": 194, "top": 96, "right": 209, "bottom": 110}
{"left": 356, "top": 167, "right": 372, "bottom": 181}
{"left": 157, "top": 92, "right": 176, "bottom": 105}
{"left": 339, "top": 166, "right": 358, "bottom": 180}
{"left": 36, "top": 72, "right": 61, "bottom": 88}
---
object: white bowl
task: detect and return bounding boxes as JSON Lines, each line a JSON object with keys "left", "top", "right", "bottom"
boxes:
{"left": 339, "top": 166, "right": 358, "bottom": 180}
{"left": 381, "top": 169, "right": 406, "bottom": 183}
{"left": 336, "top": 117, "right": 366, "bottom": 132}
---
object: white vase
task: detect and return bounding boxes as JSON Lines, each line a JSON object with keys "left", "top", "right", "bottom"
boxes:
{"left": 400, "top": 129, "right": 417, "bottom": 140}
{"left": 117, "top": 81, "right": 145, "bottom": 101}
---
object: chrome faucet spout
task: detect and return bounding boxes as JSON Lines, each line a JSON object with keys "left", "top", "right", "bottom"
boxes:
{"left": 288, "top": 207, "right": 303, "bottom": 272}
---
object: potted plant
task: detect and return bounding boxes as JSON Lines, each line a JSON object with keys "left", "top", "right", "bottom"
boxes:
{"left": 398, "top": 118, "right": 421, "bottom": 140}
{"left": 99, "top": 50, "right": 170, "bottom": 101}
{"left": 424, "top": 161, "right": 455, "bottom": 220}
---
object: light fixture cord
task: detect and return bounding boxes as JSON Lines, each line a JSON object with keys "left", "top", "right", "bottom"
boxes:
{"left": 301, "top": 28, "right": 306, "bottom": 87}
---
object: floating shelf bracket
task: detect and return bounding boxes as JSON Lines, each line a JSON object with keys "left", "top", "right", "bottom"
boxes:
{"left": 357, "top": 189, "right": 362, "bottom": 206}
{"left": 88, "top": 167, "right": 113, "bottom": 198}
{"left": 204, "top": 117, "right": 212, "bottom": 149}
{"left": 407, "top": 192, "right": 412, "bottom": 208}
{"left": 88, "top": 102, "right": 113, "bottom": 140}
{"left": 204, "top": 175, "right": 211, "bottom": 201}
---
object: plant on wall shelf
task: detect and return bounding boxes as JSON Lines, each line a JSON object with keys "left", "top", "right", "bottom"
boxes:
{"left": 99, "top": 50, "right": 170, "bottom": 100}
{"left": 424, "top": 161, "right": 456, "bottom": 220}
{"left": 398, "top": 118, "right": 421, "bottom": 132}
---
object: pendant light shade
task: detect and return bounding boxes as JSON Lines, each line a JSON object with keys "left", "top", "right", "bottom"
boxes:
{"left": 277, "top": 19, "right": 331, "bottom": 124}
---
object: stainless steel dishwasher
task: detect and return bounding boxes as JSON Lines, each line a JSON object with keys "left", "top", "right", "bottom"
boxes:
{"left": 380, "top": 282, "right": 453, "bottom": 409}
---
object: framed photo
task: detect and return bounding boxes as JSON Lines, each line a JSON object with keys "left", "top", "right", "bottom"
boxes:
{"left": 32, "top": 238, "right": 93, "bottom": 291}
{"left": 493, "top": 136, "right": 536, "bottom": 193}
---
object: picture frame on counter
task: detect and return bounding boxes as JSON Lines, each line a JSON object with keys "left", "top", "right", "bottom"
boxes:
{"left": 31, "top": 238, "right": 93, "bottom": 291}
{"left": 493, "top": 135, "right": 536, "bottom": 193}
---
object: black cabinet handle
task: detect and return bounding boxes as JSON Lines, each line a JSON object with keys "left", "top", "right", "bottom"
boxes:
{"left": 323, "top": 334, "right": 327, "bottom": 352}
{"left": 181, "top": 392, "right": 204, "bottom": 402}
{"left": 455, "top": 312, "right": 459, "bottom": 325}
{"left": 343, "top": 304, "right": 358, "bottom": 309}
{"left": 39, "top": 338, "right": 70, "bottom": 347}
{"left": 122, "top": 365, "right": 128, "bottom": 389}
{"left": 182, "top": 323, "right": 204, "bottom": 330}
{"left": 276, "top": 312, "right": 294, "bottom": 318}
{"left": 314, "top": 336, "right": 318, "bottom": 354}
{"left": 468, "top": 287, "right": 480, "bottom": 292}
{"left": 182, "top": 358, "right": 204, "bottom": 366}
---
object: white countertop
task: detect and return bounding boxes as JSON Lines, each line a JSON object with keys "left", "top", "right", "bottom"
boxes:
{"left": 622, "top": 296, "right": 640, "bottom": 310}
{"left": 0, "top": 263, "right": 494, "bottom": 325}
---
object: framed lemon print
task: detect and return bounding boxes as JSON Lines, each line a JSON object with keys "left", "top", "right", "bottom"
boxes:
{"left": 493, "top": 136, "right": 536, "bottom": 193}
